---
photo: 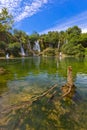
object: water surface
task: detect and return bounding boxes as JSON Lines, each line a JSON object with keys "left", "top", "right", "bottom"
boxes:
{"left": 0, "top": 57, "right": 87, "bottom": 130}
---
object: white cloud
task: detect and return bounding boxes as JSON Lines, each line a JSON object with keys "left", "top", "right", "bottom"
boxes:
{"left": 82, "top": 29, "right": 87, "bottom": 33}
{"left": 40, "top": 11, "right": 87, "bottom": 34}
{"left": 0, "top": 0, "right": 49, "bottom": 22}
{"left": 0, "top": 0, "right": 22, "bottom": 12}
{"left": 15, "top": 0, "right": 49, "bottom": 22}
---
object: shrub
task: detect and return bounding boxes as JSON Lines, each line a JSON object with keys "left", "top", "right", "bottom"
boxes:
{"left": 55, "top": 48, "right": 59, "bottom": 56}
{"left": 62, "top": 43, "right": 85, "bottom": 57}
{"left": 85, "top": 48, "right": 87, "bottom": 56}
{"left": 0, "top": 41, "right": 6, "bottom": 51}
{"left": 8, "top": 42, "right": 20, "bottom": 56}
{"left": 43, "top": 47, "right": 55, "bottom": 56}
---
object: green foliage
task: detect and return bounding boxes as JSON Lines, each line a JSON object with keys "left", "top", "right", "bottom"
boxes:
{"left": 42, "top": 47, "right": 55, "bottom": 56}
{"left": 0, "top": 10, "right": 86, "bottom": 58}
{"left": 0, "top": 51, "right": 5, "bottom": 57}
{"left": 59, "top": 31, "right": 66, "bottom": 49}
{"left": 62, "top": 43, "right": 85, "bottom": 57}
{"left": 85, "top": 48, "right": 87, "bottom": 55}
{"left": 13, "top": 30, "right": 28, "bottom": 44}
{"left": 65, "top": 26, "right": 81, "bottom": 49}
{"left": 55, "top": 48, "right": 59, "bottom": 56}
{"left": 0, "top": 8, "right": 13, "bottom": 32}
{"left": 47, "top": 31, "right": 59, "bottom": 47}
{"left": 66, "top": 26, "right": 81, "bottom": 40}
{"left": 78, "top": 33, "right": 87, "bottom": 47}
{"left": 41, "top": 31, "right": 59, "bottom": 48}
{"left": 29, "top": 31, "right": 39, "bottom": 43}
{"left": 8, "top": 42, "right": 20, "bottom": 56}
{"left": 42, "top": 47, "right": 59, "bottom": 56}
{"left": 0, "top": 8, "right": 14, "bottom": 52}
{"left": 0, "top": 41, "right": 6, "bottom": 50}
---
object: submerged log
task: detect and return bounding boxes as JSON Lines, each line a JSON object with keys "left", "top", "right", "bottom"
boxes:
{"left": 0, "top": 84, "right": 58, "bottom": 114}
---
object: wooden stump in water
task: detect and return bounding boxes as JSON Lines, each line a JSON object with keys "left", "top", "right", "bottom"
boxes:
{"left": 61, "top": 66, "right": 76, "bottom": 98}
{"left": 67, "top": 66, "right": 73, "bottom": 86}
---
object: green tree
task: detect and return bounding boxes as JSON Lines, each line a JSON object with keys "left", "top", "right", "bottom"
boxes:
{"left": 13, "top": 29, "right": 28, "bottom": 44}
{"left": 8, "top": 42, "right": 20, "bottom": 56}
{"left": 78, "top": 33, "right": 87, "bottom": 47}
{"left": 40, "top": 31, "right": 59, "bottom": 49}
{"left": 58, "top": 31, "right": 66, "bottom": 50}
{"left": 62, "top": 43, "right": 85, "bottom": 57}
{"left": 29, "top": 31, "right": 39, "bottom": 43}
{"left": 66, "top": 26, "right": 81, "bottom": 45}
{"left": 0, "top": 8, "right": 13, "bottom": 32}
{"left": 0, "top": 41, "right": 6, "bottom": 50}
{"left": 47, "top": 31, "right": 59, "bottom": 48}
{"left": 40, "top": 34, "right": 49, "bottom": 49}
{"left": 0, "top": 8, "right": 14, "bottom": 53}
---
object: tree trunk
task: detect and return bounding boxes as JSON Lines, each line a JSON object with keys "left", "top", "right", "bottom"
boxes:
{"left": 67, "top": 66, "right": 73, "bottom": 86}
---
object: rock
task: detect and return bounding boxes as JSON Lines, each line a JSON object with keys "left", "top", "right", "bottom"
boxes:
{"left": 0, "top": 67, "right": 6, "bottom": 74}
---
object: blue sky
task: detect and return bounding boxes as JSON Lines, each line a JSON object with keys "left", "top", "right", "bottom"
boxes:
{"left": 0, "top": 0, "right": 87, "bottom": 34}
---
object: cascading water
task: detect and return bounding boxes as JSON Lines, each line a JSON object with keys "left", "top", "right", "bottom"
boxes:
{"left": 33, "top": 41, "right": 40, "bottom": 52}
{"left": 21, "top": 44, "right": 25, "bottom": 56}
{"left": 6, "top": 53, "right": 9, "bottom": 59}
{"left": 27, "top": 41, "right": 31, "bottom": 50}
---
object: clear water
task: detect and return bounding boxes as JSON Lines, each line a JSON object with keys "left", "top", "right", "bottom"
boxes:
{"left": 0, "top": 56, "right": 87, "bottom": 130}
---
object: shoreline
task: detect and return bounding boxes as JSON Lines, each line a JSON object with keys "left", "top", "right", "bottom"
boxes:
{"left": 0, "top": 54, "right": 86, "bottom": 60}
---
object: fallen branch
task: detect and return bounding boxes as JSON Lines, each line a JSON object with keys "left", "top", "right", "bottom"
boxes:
{"left": 61, "top": 85, "right": 72, "bottom": 98}
{"left": 0, "top": 84, "right": 58, "bottom": 114}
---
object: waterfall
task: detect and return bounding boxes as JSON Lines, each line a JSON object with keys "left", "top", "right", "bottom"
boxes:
{"left": 33, "top": 41, "right": 40, "bottom": 52}
{"left": 27, "top": 41, "right": 31, "bottom": 50}
{"left": 6, "top": 53, "right": 9, "bottom": 59}
{"left": 21, "top": 44, "right": 25, "bottom": 56}
{"left": 58, "top": 40, "right": 60, "bottom": 49}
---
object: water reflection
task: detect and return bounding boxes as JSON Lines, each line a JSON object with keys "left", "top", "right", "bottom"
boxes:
{"left": 32, "top": 56, "right": 40, "bottom": 68}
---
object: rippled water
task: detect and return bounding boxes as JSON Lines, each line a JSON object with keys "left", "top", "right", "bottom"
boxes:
{"left": 0, "top": 57, "right": 87, "bottom": 130}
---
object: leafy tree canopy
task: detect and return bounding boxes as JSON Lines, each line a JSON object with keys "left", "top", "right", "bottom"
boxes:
{"left": 0, "top": 8, "right": 13, "bottom": 32}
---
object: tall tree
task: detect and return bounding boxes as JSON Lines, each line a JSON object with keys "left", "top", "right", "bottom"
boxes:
{"left": 29, "top": 31, "right": 39, "bottom": 43}
{"left": 78, "top": 33, "right": 87, "bottom": 47}
{"left": 0, "top": 8, "right": 13, "bottom": 32}
{"left": 66, "top": 26, "right": 81, "bottom": 45}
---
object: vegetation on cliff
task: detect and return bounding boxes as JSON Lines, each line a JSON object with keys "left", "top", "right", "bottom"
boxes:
{"left": 0, "top": 8, "right": 87, "bottom": 57}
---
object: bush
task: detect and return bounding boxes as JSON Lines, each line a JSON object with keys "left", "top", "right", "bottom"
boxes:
{"left": 62, "top": 43, "right": 85, "bottom": 57}
{"left": 55, "top": 48, "right": 59, "bottom": 56}
{"left": 43, "top": 47, "right": 55, "bottom": 56}
{"left": 8, "top": 42, "right": 20, "bottom": 56}
{"left": 0, "top": 51, "right": 5, "bottom": 57}
{"left": 85, "top": 48, "right": 87, "bottom": 56}
{"left": 0, "top": 41, "right": 6, "bottom": 50}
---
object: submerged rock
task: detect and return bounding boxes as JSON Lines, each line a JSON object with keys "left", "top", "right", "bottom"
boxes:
{"left": 0, "top": 67, "right": 6, "bottom": 75}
